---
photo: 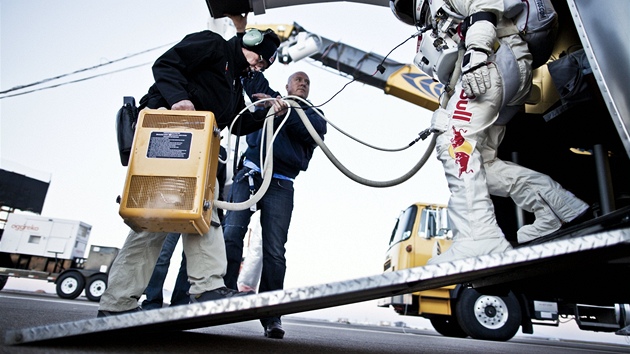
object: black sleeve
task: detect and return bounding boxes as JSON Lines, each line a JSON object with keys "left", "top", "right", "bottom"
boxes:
{"left": 217, "top": 146, "right": 227, "bottom": 200}
{"left": 152, "top": 31, "right": 221, "bottom": 107}
{"left": 243, "top": 72, "right": 281, "bottom": 100}
{"left": 227, "top": 94, "right": 269, "bottom": 136}
{"left": 283, "top": 103, "right": 327, "bottom": 145}
{"left": 216, "top": 146, "right": 228, "bottom": 221}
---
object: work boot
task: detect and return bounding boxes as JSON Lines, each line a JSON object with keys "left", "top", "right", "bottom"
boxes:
{"left": 189, "top": 287, "right": 253, "bottom": 303}
{"left": 264, "top": 321, "right": 285, "bottom": 339}
{"left": 97, "top": 307, "right": 142, "bottom": 318}
{"left": 141, "top": 299, "right": 164, "bottom": 311}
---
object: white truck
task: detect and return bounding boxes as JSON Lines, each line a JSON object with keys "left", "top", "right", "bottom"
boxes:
{"left": 0, "top": 213, "right": 118, "bottom": 302}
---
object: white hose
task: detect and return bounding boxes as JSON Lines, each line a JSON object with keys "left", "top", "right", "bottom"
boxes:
{"left": 285, "top": 97, "right": 438, "bottom": 188}
{"left": 215, "top": 103, "right": 281, "bottom": 211}
{"left": 215, "top": 95, "right": 439, "bottom": 212}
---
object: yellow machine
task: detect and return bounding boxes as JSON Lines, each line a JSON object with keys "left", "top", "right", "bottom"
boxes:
{"left": 118, "top": 109, "right": 221, "bottom": 235}
{"left": 378, "top": 203, "right": 462, "bottom": 333}
{"left": 379, "top": 202, "right": 455, "bottom": 313}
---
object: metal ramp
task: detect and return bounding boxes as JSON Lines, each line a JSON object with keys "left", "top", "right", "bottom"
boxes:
{"left": 5, "top": 228, "right": 630, "bottom": 345}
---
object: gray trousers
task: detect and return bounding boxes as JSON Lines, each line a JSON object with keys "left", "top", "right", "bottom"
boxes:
{"left": 99, "top": 188, "right": 226, "bottom": 312}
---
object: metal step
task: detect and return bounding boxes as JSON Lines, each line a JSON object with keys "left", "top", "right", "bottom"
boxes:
{"left": 5, "top": 228, "right": 630, "bottom": 345}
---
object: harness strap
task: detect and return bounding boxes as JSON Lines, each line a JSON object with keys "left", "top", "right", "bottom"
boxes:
{"left": 461, "top": 12, "right": 497, "bottom": 36}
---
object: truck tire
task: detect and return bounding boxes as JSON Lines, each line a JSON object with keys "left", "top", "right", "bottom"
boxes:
{"left": 56, "top": 271, "right": 85, "bottom": 299}
{"left": 0, "top": 275, "right": 8, "bottom": 291}
{"left": 455, "top": 287, "right": 521, "bottom": 341}
{"left": 429, "top": 315, "right": 468, "bottom": 338}
{"left": 85, "top": 274, "right": 108, "bottom": 302}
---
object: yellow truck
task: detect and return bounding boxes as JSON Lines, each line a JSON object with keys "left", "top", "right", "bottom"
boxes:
{"left": 378, "top": 202, "right": 630, "bottom": 341}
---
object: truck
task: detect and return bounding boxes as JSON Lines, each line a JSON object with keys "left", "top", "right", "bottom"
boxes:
{"left": 378, "top": 202, "right": 630, "bottom": 341}
{"left": 0, "top": 213, "right": 119, "bottom": 302}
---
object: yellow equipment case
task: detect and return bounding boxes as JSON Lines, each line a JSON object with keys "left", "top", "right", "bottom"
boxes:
{"left": 118, "top": 109, "right": 220, "bottom": 235}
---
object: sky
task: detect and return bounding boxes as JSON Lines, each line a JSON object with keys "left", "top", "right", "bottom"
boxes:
{"left": 1, "top": 0, "right": 628, "bottom": 346}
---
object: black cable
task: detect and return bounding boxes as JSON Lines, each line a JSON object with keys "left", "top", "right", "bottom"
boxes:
{"left": 0, "top": 41, "right": 175, "bottom": 96}
{"left": 0, "top": 62, "right": 151, "bottom": 100}
{"left": 311, "top": 32, "right": 419, "bottom": 109}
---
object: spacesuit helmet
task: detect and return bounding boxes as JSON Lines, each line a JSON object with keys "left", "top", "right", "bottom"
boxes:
{"left": 390, "top": 0, "right": 445, "bottom": 27}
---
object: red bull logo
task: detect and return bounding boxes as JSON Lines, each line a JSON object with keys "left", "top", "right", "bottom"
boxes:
{"left": 449, "top": 127, "right": 474, "bottom": 177}
{"left": 452, "top": 90, "right": 472, "bottom": 122}
{"left": 448, "top": 89, "right": 474, "bottom": 178}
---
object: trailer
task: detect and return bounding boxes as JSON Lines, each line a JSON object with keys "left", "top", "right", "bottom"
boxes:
{"left": 0, "top": 213, "right": 118, "bottom": 301}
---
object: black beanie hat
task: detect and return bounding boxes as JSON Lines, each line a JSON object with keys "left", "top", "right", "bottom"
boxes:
{"left": 248, "top": 31, "right": 280, "bottom": 67}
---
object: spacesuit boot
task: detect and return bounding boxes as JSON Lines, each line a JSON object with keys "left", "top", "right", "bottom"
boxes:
{"left": 484, "top": 156, "right": 589, "bottom": 244}
{"left": 516, "top": 190, "right": 589, "bottom": 244}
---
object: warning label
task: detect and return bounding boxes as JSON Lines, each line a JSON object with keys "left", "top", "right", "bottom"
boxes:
{"left": 147, "top": 132, "right": 192, "bottom": 159}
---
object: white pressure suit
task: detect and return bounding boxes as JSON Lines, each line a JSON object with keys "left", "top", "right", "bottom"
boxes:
{"left": 400, "top": 0, "right": 589, "bottom": 263}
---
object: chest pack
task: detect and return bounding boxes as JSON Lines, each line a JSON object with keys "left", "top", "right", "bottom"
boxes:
{"left": 414, "top": 0, "right": 558, "bottom": 85}
{"left": 501, "top": 0, "right": 559, "bottom": 68}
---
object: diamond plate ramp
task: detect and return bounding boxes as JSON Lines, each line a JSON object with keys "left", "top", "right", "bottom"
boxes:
{"left": 5, "top": 228, "right": 630, "bottom": 345}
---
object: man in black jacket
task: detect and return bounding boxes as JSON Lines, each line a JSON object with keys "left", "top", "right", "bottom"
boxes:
{"left": 98, "top": 25, "right": 282, "bottom": 317}
{"left": 222, "top": 71, "right": 327, "bottom": 339}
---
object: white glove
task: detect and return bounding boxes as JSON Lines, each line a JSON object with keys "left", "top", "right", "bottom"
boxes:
{"left": 461, "top": 48, "right": 490, "bottom": 97}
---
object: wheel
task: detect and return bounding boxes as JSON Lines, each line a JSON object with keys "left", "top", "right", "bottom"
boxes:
{"left": 430, "top": 315, "right": 468, "bottom": 338}
{"left": 455, "top": 287, "right": 521, "bottom": 341}
{"left": 85, "top": 274, "right": 108, "bottom": 302}
{"left": 0, "top": 275, "right": 8, "bottom": 290}
{"left": 55, "top": 271, "right": 85, "bottom": 299}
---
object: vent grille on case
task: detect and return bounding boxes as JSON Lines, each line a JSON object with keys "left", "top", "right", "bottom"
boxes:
{"left": 125, "top": 176, "right": 197, "bottom": 210}
{"left": 141, "top": 114, "right": 206, "bottom": 130}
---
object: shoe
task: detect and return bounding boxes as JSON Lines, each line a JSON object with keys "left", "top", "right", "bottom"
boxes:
{"left": 264, "top": 321, "right": 285, "bottom": 339}
{"left": 189, "top": 287, "right": 253, "bottom": 303}
{"left": 97, "top": 307, "right": 142, "bottom": 318}
{"left": 141, "top": 300, "right": 164, "bottom": 310}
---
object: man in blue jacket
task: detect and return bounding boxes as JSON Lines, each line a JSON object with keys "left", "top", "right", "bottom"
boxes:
{"left": 222, "top": 71, "right": 327, "bottom": 339}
